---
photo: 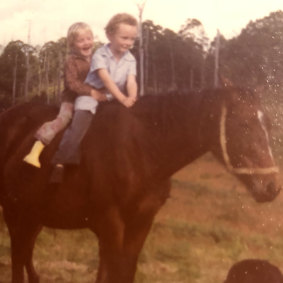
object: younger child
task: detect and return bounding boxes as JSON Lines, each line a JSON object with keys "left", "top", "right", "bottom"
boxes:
{"left": 23, "top": 22, "right": 106, "bottom": 168}
{"left": 50, "top": 13, "right": 138, "bottom": 182}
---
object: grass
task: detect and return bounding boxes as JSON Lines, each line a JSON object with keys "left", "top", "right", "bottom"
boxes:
{"left": 1, "top": 153, "right": 283, "bottom": 283}
{"left": 3, "top": 153, "right": 283, "bottom": 283}
{"left": 2, "top": 153, "right": 283, "bottom": 282}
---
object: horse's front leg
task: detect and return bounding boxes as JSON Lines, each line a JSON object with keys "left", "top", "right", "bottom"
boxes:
{"left": 93, "top": 202, "right": 159, "bottom": 283}
{"left": 96, "top": 242, "right": 139, "bottom": 283}
{"left": 93, "top": 206, "right": 131, "bottom": 283}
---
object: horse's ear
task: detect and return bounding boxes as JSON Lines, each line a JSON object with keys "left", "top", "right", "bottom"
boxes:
{"left": 222, "top": 88, "right": 241, "bottom": 106}
{"left": 219, "top": 74, "right": 234, "bottom": 88}
{"left": 223, "top": 87, "right": 260, "bottom": 109}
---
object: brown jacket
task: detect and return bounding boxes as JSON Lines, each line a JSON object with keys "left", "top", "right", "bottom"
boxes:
{"left": 61, "top": 53, "right": 93, "bottom": 103}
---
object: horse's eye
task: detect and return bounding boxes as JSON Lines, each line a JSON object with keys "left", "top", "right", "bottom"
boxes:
{"left": 239, "top": 121, "right": 249, "bottom": 129}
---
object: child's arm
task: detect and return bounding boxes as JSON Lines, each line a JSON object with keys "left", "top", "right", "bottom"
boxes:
{"left": 65, "top": 57, "right": 106, "bottom": 101}
{"left": 126, "top": 74, "right": 138, "bottom": 103}
{"left": 90, "top": 89, "right": 107, "bottom": 101}
{"left": 65, "top": 58, "right": 92, "bottom": 96}
{"left": 97, "top": 69, "right": 134, "bottom": 107}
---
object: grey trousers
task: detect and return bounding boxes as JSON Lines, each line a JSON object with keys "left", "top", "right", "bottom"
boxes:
{"left": 51, "top": 110, "right": 93, "bottom": 165}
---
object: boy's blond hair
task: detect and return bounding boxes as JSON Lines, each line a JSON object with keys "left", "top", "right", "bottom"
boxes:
{"left": 67, "top": 22, "right": 93, "bottom": 51}
{"left": 105, "top": 13, "right": 138, "bottom": 36}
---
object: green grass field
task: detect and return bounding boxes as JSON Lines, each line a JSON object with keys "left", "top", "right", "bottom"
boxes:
{"left": 1, "top": 153, "right": 283, "bottom": 283}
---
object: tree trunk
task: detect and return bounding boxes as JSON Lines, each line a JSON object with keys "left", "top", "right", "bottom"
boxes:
{"left": 137, "top": 2, "right": 146, "bottom": 96}
{"left": 12, "top": 54, "right": 18, "bottom": 105}
{"left": 56, "top": 50, "right": 62, "bottom": 104}
{"left": 144, "top": 27, "right": 149, "bottom": 94}
{"left": 169, "top": 41, "right": 177, "bottom": 92}
{"left": 24, "top": 49, "right": 30, "bottom": 101}
{"left": 44, "top": 52, "right": 50, "bottom": 104}
{"left": 214, "top": 29, "right": 220, "bottom": 88}
{"left": 38, "top": 65, "right": 42, "bottom": 97}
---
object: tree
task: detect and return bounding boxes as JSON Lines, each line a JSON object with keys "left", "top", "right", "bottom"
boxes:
{"left": 136, "top": 0, "right": 147, "bottom": 96}
{"left": 0, "top": 41, "right": 27, "bottom": 104}
{"left": 179, "top": 18, "right": 209, "bottom": 50}
{"left": 39, "top": 38, "right": 67, "bottom": 103}
{"left": 178, "top": 18, "right": 208, "bottom": 90}
{"left": 218, "top": 10, "right": 283, "bottom": 91}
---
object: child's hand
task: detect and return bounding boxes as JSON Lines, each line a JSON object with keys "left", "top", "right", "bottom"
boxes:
{"left": 129, "top": 95, "right": 137, "bottom": 104}
{"left": 91, "top": 89, "right": 108, "bottom": 101}
{"left": 121, "top": 97, "right": 136, "bottom": 108}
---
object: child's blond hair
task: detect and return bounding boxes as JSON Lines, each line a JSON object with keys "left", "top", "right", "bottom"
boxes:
{"left": 67, "top": 22, "right": 93, "bottom": 52}
{"left": 105, "top": 13, "right": 138, "bottom": 36}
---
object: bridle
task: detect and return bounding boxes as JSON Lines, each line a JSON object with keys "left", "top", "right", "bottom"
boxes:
{"left": 220, "top": 103, "right": 279, "bottom": 175}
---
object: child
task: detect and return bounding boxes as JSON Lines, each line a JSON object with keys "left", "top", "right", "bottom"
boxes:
{"left": 50, "top": 13, "right": 138, "bottom": 183}
{"left": 23, "top": 22, "right": 106, "bottom": 168}
{"left": 84, "top": 12, "right": 138, "bottom": 107}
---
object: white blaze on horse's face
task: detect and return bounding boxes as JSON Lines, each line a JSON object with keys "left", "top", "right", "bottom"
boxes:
{"left": 257, "top": 110, "right": 275, "bottom": 163}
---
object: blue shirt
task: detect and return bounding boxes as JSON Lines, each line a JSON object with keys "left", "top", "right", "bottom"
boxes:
{"left": 85, "top": 44, "right": 137, "bottom": 94}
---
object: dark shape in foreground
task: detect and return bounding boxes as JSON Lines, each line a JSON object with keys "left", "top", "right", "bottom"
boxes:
{"left": 0, "top": 87, "right": 281, "bottom": 283}
{"left": 224, "top": 259, "right": 283, "bottom": 283}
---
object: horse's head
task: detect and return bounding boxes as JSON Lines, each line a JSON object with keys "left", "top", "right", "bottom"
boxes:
{"left": 218, "top": 88, "right": 281, "bottom": 202}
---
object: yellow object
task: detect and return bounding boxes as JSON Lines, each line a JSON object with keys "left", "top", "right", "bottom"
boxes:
{"left": 23, "top": 140, "right": 45, "bottom": 168}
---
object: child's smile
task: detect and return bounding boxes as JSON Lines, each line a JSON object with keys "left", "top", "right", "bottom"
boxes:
{"left": 74, "top": 30, "right": 94, "bottom": 58}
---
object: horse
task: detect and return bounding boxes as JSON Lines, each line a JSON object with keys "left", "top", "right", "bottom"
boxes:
{"left": 0, "top": 87, "right": 281, "bottom": 283}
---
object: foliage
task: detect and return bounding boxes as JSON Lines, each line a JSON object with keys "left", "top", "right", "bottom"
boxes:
{"left": 0, "top": 40, "right": 28, "bottom": 104}
{"left": 1, "top": 10, "right": 283, "bottom": 109}
{"left": 216, "top": 10, "right": 283, "bottom": 92}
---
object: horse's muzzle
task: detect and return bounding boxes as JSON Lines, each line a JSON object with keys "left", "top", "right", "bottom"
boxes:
{"left": 253, "top": 181, "right": 281, "bottom": 203}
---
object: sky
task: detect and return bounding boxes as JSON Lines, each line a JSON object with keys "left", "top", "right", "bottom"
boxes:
{"left": 0, "top": 0, "right": 282, "bottom": 46}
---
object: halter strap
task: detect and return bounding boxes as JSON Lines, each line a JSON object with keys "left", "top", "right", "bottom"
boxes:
{"left": 220, "top": 103, "right": 279, "bottom": 175}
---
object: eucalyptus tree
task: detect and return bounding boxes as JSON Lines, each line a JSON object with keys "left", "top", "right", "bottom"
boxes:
{"left": 205, "top": 32, "right": 228, "bottom": 88}
{"left": 136, "top": 20, "right": 164, "bottom": 94}
{"left": 218, "top": 10, "right": 283, "bottom": 92}
{"left": 136, "top": 19, "right": 208, "bottom": 94}
{"left": 0, "top": 40, "right": 29, "bottom": 104}
{"left": 39, "top": 38, "right": 67, "bottom": 104}
{"left": 178, "top": 18, "right": 209, "bottom": 90}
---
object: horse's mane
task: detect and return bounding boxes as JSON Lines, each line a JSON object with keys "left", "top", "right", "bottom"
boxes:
{"left": 131, "top": 87, "right": 254, "bottom": 116}
{"left": 0, "top": 86, "right": 258, "bottom": 156}
{"left": 130, "top": 91, "right": 203, "bottom": 126}
{"left": 126, "top": 87, "right": 261, "bottom": 147}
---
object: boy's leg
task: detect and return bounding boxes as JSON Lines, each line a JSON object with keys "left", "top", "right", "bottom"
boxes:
{"left": 51, "top": 109, "right": 93, "bottom": 165}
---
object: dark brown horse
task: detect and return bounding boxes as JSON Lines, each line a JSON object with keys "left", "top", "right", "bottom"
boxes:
{"left": 0, "top": 87, "right": 281, "bottom": 283}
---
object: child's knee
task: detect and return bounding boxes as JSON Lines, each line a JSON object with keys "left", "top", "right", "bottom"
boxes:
{"left": 59, "top": 102, "right": 74, "bottom": 120}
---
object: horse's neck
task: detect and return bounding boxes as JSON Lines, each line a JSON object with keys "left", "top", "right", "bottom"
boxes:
{"left": 139, "top": 94, "right": 215, "bottom": 178}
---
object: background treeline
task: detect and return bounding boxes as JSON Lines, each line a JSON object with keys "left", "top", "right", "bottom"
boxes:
{"left": 0, "top": 10, "right": 283, "bottom": 110}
